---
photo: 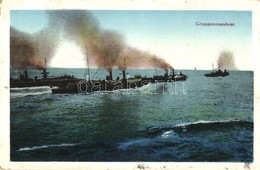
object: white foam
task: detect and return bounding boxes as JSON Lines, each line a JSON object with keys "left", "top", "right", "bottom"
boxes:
{"left": 175, "top": 119, "right": 242, "bottom": 128}
{"left": 17, "top": 143, "right": 77, "bottom": 152}
{"left": 118, "top": 130, "right": 178, "bottom": 150}
{"left": 138, "top": 83, "right": 152, "bottom": 90}
{"left": 161, "top": 130, "right": 175, "bottom": 138}
{"left": 10, "top": 86, "right": 50, "bottom": 91}
{"left": 94, "top": 83, "right": 152, "bottom": 94}
{"left": 10, "top": 90, "right": 51, "bottom": 99}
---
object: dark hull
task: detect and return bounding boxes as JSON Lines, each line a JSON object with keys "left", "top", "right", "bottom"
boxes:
{"left": 51, "top": 87, "right": 80, "bottom": 94}
{"left": 204, "top": 72, "right": 229, "bottom": 77}
{"left": 51, "top": 74, "right": 188, "bottom": 94}
{"left": 141, "top": 74, "right": 187, "bottom": 83}
{"left": 51, "top": 79, "right": 143, "bottom": 94}
{"left": 173, "top": 75, "right": 187, "bottom": 81}
{"left": 10, "top": 78, "right": 81, "bottom": 88}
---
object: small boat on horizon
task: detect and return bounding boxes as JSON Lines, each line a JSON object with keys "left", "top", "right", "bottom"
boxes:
{"left": 204, "top": 69, "right": 229, "bottom": 77}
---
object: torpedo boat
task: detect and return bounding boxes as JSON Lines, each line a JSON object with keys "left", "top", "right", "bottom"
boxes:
{"left": 10, "top": 59, "right": 81, "bottom": 88}
{"left": 51, "top": 69, "right": 188, "bottom": 94}
{"left": 204, "top": 69, "right": 229, "bottom": 77}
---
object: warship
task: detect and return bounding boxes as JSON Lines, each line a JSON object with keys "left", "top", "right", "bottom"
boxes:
{"left": 204, "top": 69, "right": 229, "bottom": 77}
{"left": 51, "top": 68, "right": 187, "bottom": 94}
{"left": 10, "top": 58, "right": 187, "bottom": 93}
{"left": 10, "top": 59, "right": 81, "bottom": 88}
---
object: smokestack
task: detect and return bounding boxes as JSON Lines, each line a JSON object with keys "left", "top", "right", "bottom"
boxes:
{"left": 122, "top": 70, "right": 126, "bottom": 81}
{"left": 24, "top": 70, "right": 28, "bottom": 81}
{"left": 109, "top": 70, "right": 113, "bottom": 80}
{"left": 42, "top": 69, "right": 47, "bottom": 79}
{"left": 42, "top": 58, "right": 48, "bottom": 79}
{"left": 122, "top": 58, "right": 126, "bottom": 81}
{"left": 44, "top": 58, "right": 47, "bottom": 69}
{"left": 165, "top": 69, "right": 168, "bottom": 77}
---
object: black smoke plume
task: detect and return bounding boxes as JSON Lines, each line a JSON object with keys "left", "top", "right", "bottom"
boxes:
{"left": 217, "top": 50, "right": 236, "bottom": 70}
{"left": 10, "top": 26, "right": 58, "bottom": 69}
{"left": 11, "top": 10, "right": 173, "bottom": 70}
{"left": 47, "top": 10, "right": 172, "bottom": 70}
{"left": 10, "top": 27, "right": 41, "bottom": 68}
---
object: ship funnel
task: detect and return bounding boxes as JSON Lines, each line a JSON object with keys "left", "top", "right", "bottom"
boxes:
{"left": 165, "top": 69, "right": 168, "bottom": 77}
{"left": 41, "top": 58, "right": 48, "bottom": 79}
{"left": 42, "top": 68, "right": 48, "bottom": 79}
{"left": 122, "top": 70, "right": 126, "bottom": 81}
{"left": 109, "top": 70, "right": 113, "bottom": 80}
{"left": 24, "top": 70, "right": 28, "bottom": 80}
{"left": 172, "top": 68, "right": 175, "bottom": 76}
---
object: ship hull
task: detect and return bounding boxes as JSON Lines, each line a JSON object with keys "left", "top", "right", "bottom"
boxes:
{"left": 204, "top": 72, "right": 229, "bottom": 77}
{"left": 10, "top": 78, "right": 81, "bottom": 88}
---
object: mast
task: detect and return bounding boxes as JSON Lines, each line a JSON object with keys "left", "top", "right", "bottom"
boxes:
{"left": 42, "top": 58, "right": 48, "bottom": 79}
{"left": 122, "top": 57, "right": 126, "bottom": 81}
{"left": 124, "top": 57, "right": 125, "bottom": 71}
{"left": 44, "top": 58, "right": 47, "bottom": 69}
{"left": 87, "top": 56, "right": 90, "bottom": 82}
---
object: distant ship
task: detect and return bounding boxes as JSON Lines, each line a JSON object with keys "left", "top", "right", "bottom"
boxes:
{"left": 142, "top": 69, "right": 187, "bottom": 82}
{"left": 204, "top": 69, "right": 229, "bottom": 77}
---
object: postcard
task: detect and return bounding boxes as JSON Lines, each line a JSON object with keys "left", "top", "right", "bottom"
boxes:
{"left": 1, "top": 0, "right": 260, "bottom": 169}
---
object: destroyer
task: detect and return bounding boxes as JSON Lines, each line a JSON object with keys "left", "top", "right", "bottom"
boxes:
{"left": 51, "top": 69, "right": 187, "bottom": 94}
{"left": 204, "top": 69, "right": 229, "bottom": 77}
{"left": 10, "top": 59, "right": 81, "bottom": 88}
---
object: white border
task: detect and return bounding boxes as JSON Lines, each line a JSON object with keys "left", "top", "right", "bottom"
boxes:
{"left": 1, "top": 0, "right": 260, "bottom": 169}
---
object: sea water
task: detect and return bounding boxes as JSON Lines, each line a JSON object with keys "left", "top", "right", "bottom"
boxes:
{"left": 10, "top": 68, "right": 253, "bottom": 161}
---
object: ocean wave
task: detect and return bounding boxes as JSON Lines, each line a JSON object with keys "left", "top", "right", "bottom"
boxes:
{"left": 17, "top": 143, "right": 77, "bottom": 152}
{"left": 10, "top": 86, "right": 51, "bottom": 91}
{"left": 174, "top": 119, "right": 253, "bottom": 132}
{"left": 10, "top": 90, "right": 51, "bottom": 99}
{"left": 118, "top": 131, "right": 178, "bottom": 151}
{"left": 138, "top": 83, "right": 152, "bottom": 90}
{"left": 94, "top": 83, "right": 152, "bottom": 94}
{"left": 118, "top": 119, "right": 253, "bottom": 151}
{"left": 140, "top": 119, "right": 253, "bottom": 137}
{"left": 161, "top": 130, "right": 175, "bottom": 138}
{"left": 117, "top": 138, "right": 155, "bottom": 150}
{"left": 175, "top": 119, "right": 239, "bottom": 127}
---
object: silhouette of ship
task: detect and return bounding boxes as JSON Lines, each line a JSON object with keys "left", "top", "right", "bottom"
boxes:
{"left": 51, "top": 69, "right": 187, "bottom": 94}
{"left": 10, "top": 58, "right": 187, "bottom": 93}
{"left": 141, "top": 69, "right": 187, "bottom": 82}
{"left": 204, "top": 69, "right": 229, "bottom": 77}
{"left": 10, "top": 58, "right": 81, "bottom": 88}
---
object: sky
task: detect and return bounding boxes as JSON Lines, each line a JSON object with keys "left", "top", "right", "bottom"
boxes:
{"left": 10, "top": 10, "right": 252, "bottom": 70}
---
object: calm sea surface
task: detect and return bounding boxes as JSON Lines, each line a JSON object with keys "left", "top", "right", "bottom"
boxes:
{"left": 10, "top": 68, "right": 253, "bottom": 161}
